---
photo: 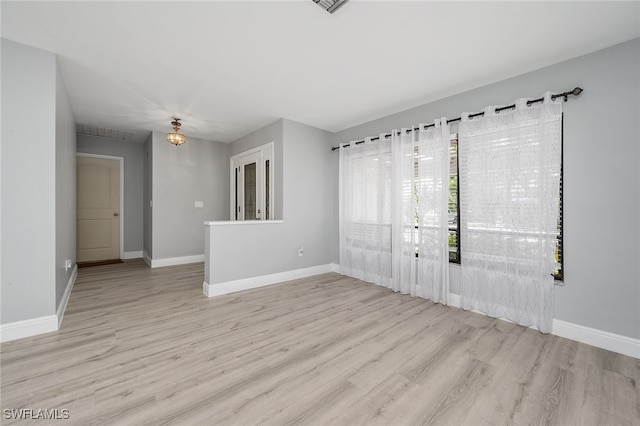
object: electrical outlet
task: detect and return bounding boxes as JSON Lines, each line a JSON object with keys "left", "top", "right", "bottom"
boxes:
{"left": 64, "top": 259, "right": 72, "bottom": 271}
{"left": 298, "top": 246, "right": 304, "bottom": 257}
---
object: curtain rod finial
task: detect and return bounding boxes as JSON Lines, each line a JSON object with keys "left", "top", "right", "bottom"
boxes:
{"left": 572, "top": 87, "right": 583, "bottom": 96}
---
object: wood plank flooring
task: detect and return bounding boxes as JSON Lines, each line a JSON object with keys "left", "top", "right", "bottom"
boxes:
{"left": 1, "top": 259, "right": 638, "bottom": 425}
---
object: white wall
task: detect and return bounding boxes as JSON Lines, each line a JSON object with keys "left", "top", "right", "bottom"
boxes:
{"left": 151, "top": 132, "right": 230, "bottom": 260}
{"left": 55, "top": 62, "right": 77, "bottom": 310}
{"left": 77, "top": 134, "right": 144, "bottom": 254}
{"left": 332, "top": 38, "right": 640, "bottom": 340}
{"left": 1, "top": 39, "right": 58, "bottom": 323}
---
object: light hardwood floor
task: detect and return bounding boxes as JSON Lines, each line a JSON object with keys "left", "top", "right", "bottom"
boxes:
{"left": 1, "top": 260, "right": 638, "bottom": 425}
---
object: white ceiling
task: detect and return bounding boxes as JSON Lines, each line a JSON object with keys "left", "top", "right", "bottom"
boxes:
{"left": 2, "top": 1, "right": 638, "bottom": 143}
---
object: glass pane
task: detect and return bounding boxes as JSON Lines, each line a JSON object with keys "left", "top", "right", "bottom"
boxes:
{"left": 448, "top": 140, "right": 459, "bottom": 262}
{"left": 554, "top": 171, "right": 563, "bottom": 279}
{"left": 265, "top": 160, "right": 270, "bottom": 220}
{"left": 244, "top": 163, "right": 257, "bottom": 220}
{"left": 235, "top": 167, "right": 239, "bottom": 220}
{"left": 448, "top": 229, "right": 458, "bottom": 261}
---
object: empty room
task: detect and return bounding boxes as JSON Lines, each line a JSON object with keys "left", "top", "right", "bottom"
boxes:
{"left": 1, "top": 1, "right": 638, "bottom": 425}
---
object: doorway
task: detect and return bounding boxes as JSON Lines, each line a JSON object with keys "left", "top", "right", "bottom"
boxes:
{"left": 230, "top": 142, "right": 274, "bottom": 220}
{"left": 76, "top": 154, "right": 124, "bottom": 262}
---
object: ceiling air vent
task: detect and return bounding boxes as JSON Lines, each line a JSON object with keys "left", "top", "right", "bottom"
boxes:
{"left": 314, "top": 0, "right": 349, "bottom": 14}
{"left": 76, "top": 124, "right": 134, "bottom": 141}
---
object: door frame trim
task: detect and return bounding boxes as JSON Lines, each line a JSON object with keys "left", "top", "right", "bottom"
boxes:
{"left": 229, "top": 142, "right": 275, "bottom": 221}
{"left": 76, "top": 152, "right": 125, "bottom": 259}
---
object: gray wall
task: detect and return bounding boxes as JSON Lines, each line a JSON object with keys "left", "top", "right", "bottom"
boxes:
{"left": 55, "top": 62, "right": 77, "bottom": 310}
{"left": 143, "top": 134, "right": 153, "bottom": 258}
{"left": 207, "top": 119, "right": 335, "bottom": 283}
{"left": 151, "top": 132, "right": 230, "bottom": 260}
{"left": 1, "top": 39, "right": 57, "bottom": 323}
{"left": 77, "top": 134, "right": 144, "bottom": 253}
{"left": 230, "top": 119, "right": 284, "bottom": 220}
{"left": 332, "top": 38, "right": 640, "bottom": 339}
{"left": 282, "top": 119, "right": 335, "bottom": 268}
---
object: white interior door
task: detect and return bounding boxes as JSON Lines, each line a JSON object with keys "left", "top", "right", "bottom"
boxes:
{"left": 77, "top": 156, "right": 121, "bottom": 262}
{"left": 230, "top": 142, "right": 274, "bottom": 221}
{"left": 233, "top": 151, "right": 263, "bottom": 220}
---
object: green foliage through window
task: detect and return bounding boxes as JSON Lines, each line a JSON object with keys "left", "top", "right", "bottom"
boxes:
{"left": 448, "top": 140, "right": 460, "bottom": 263}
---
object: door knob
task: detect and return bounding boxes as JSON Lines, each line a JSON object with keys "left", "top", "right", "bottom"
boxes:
{"left": 114, "top": 213, "right": 119, "bottom": 217}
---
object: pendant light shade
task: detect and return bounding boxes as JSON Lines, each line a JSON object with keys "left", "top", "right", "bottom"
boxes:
{"left": 167, "top": 118, "right": 186, "bottom": 146}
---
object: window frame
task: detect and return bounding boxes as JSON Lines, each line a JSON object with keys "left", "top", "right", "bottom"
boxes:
{"left": 451, "top": 124, "right": 564, "bottom": 280}
{"left": 408, "top": 126, "right": 563, "bottom": 276}
{"left": 411, "top": 134, "right": 461, "bottom": 263}
{"left": 449, "top": 136, "right": 461, "bottom": 264}
{"left": 553, "top": 115, "right": 564, "bottom": 281}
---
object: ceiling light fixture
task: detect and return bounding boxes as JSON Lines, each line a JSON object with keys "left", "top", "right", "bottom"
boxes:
{"left": 314, "top": 0, "right": 349, "bottom": 14}
{"left": 167, "top": 118, "right": 186, "bottom": 146}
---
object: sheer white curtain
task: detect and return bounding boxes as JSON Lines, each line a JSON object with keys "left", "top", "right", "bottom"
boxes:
{"left": 415, "top": 121, "right": 451, "bottom": 303}
{"left": 390, "top": 128, "right": 417, "bottom": 295}
{"left": 458, "top": 93, "right": 562, "bottom": 332}
{"left": 340, "top": 119, "right": 450, "bottom": 305}
{"left": 339, "top": 136, "right": 393, "bottom": 287}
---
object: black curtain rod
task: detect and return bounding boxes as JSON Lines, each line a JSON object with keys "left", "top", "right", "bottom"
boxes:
{"left": 331, "top": 87, "right": 583, "bottom": 151}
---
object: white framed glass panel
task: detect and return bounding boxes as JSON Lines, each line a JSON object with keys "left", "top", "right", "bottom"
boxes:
{"left": 230, "top": 142, "right": 274, "bottom": 221}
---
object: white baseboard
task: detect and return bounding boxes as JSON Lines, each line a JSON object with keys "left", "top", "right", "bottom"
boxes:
{"left": 552, "top": 319, "right": 639, "bottom": 359}
{"left": 448, "top": 293, "right": 461, "bottom": 308}
{"left": 142, "top": 251, "right": 152, "bottom": 267}
{"left": 330, "top": 263, "right": 340, "bottom": 273}
{"left": 123, "top": 250, "right": 143, "bottom": 260}
{"left": 319, "top": 264, "right": 639, "bottom": 359}
{"left": 57, "top": 264, "right": 78, "bottom": 327}
{"left": 446, "top": 292, "right": 639, "bottom": 359}
{"left": 0, "top": 316, "right": 58, "bottom": 343}
{"left": 1, "top": 265, "right": 78, "bottom": 342}
{"left": 151, "top": 254, "right": 204, "bottom": 268}
{"left": 204, "top": 263, "right": 337, "bottom": 297}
